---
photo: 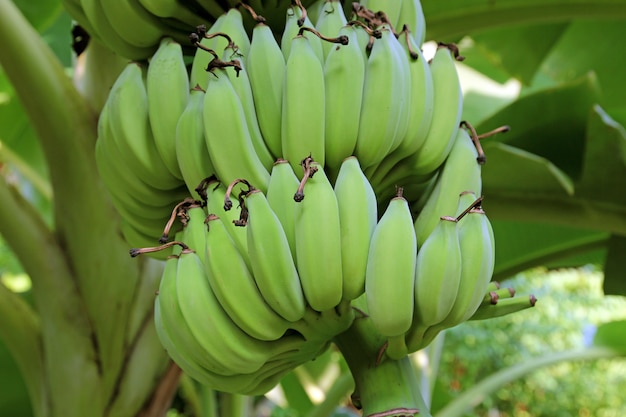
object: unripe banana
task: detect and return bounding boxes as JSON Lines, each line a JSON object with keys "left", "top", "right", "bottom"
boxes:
{"left": 174, "top": 250, "right": 307, "bottom": 374}
{"left": 146, "top": 37, "right": 188, "bottom": 180}
{"left": 266, "top": 159, "right": 300, "bottom": 261}
{"left": 413, "top": 216, "right": 462, "bottom": 328}
{"left": 102, "top": 61, "right": 182, "bottom": 190}
{"left": 202, "top": 179, "right": 249, "bottom": 267}
{"left": 190, "top": 8, "right": 251, "bottom": 90}
{"left": 281, "top": 4, "right": 324, "bottom": 63}
{"left": 354, "top": 26, "right": 406, "bottom": 169}
{"left": 222, "top": 44, "right": 275, "bottom": 169}
{"left": 314, "top": 0, "right": 348, "bottom": 59}
{"left": 203, "top": 214, "right": 292, "bottom": 341}
{"left": 294, "top": 161, "right": 343, "bottom": 311}
{"left": 469, "top": 295, "right": 537, "bottom": 321}
{"left": 367, "top": 28, "right": 434, "bottom": 185}
{"left": 323, "top": 25, "right": 365, "bottom": 175}
{"left": 365, "top": 188, "right": 417, "bottom": 338}
{"left": 333, "top": 156, "right": 377, "bottom": 301}
{"left": 410, "top": 44, "right": 464, "bottom": 177}
{"left": 360, "top": 0, "right": 402, "bottom": 29}
{"left": 437, "top": 192, "right": 495, "bottom": 329}
{"left": 155, "top": 253, "right": 238, "bottom": 376}
{"left": 414, "top": 127, "right": 482, "bottom": 246}
{"left": 281, "top": 34, "right": 326, "bottom": 174}
{"left": 397, "top": 0, "right": 426, "bottom": 46}
{"left": 246, "top": 22, "right": 286, "bottom": 159}
{"left": 243, "top": 188, "right": 307, "bottom": 322}
{"left": 175, "top": 86, "right": 215, "bottom": 196}
{"left": 203, "top": 69, "right": 270, "bottom": 192}
{"left": 180, "top": 203, "right": 209, "bottom": 258}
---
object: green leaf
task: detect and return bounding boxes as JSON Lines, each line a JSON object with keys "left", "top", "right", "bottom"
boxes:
{"left": 532, "top": 20, "right": 626, "bottom": 112}
{"left": 481, "top": 142, "right": 574, "bottom": 196}
{"left": 13, "top": 0, "right": 62, "bottom": 32}
{"left": 491, "top": 220, "right": 608, "bottom": 281}
{"left": 576, "top": 105, "right": 626, "bottom": 206}
{"left": 477, "top": 74, "right": 601, "bottom": 180}
{"left": 593, "top": 320, "right": 626, "bottom": 354}
{"left": 603, "top": 235, "right": 626, "bottom": 296}
{"left": 467, "top": 22, "right": 569, "bottom": 85}
{"left": 421, "top": 0, "right": 626, "bottom": 41}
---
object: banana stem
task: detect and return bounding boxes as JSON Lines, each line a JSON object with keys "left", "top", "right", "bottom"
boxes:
{"left": 334, "top": 298, "right": 432, "bottom": 417}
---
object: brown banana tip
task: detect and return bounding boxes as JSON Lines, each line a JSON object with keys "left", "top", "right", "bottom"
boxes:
{"left": 529, "top": 295, "right": 538, "bottom": 306}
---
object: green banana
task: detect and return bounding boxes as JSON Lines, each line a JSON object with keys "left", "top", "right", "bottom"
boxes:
{"left": 354, "top": 26, "right": 406, "bottom": 169}
{"left": 365, "top": 188, "right": 417, "bottom": 338}
{"left": 201, "top": 179, "right": 249, "bottom": 264}
{"left": 397, "top": 0, "right": 426, "bottom": 46}
{"left": 367, "top": 27, "right": 434, "bottom": 185}
{"left": 281, "top": 33, "right": 326, "bottom": 174}
{"left": 333, "top": 156, "right": 377, "bottom": 301}
{"left": 436, "top": 192, "right": 495, "bottom": 329}
{"left": 469, "top": 295, "right": 537, "bottom": 321}
{"left": 360, "top": 0, "right": 402, "bottom": 29}
{"left": 266, "top": 159, "right": 300, "bottom": 261}
{"left": 155, "top": 253, "right": 240, "bottom": 376}
{"left": 174, "top": 249, "right": 307, "bottom": 373}
{"left": 246, "top": 21, "right": 286, "bottom": 160}
{"left": 222, "top": 43, "right": 276, "bottom": 169}
{"left": 204, "top": 214, "right": 293, "bottom": 341}
{"left": 100, "top": 0, "right": 165, "bottom": 48}
{"left": 146, "top": 37, "right": 188, "bottom": 180}
{"left": 175, "top": 86, "right": 216, "bottom": 196}
{"left": 203, "top": 69, "right": 271, "bottom": 192}
{"left": 190, "top": 8, "right": 250, "bottom": 90}
{"left": 413, "top": 216, "right": 462, "bottom": 328}
{"left": 281, "top": 4, "right": 324, "bottom": 63}
{"left": 243, "top": 188, "right": 307, "bottom": 322}
{"left": 179, "top": 203, "right": 209, "bottom": 259}
{"left": 314, "top": 0, "right": 348, "bottom": 59}
{"left": 102, "top": 61, "right": 183, "bottom": 190}
{"left": 409, "top": 43, "right": 464, "bottom": 177}
{"left": 294, "top": 161, "right": 343, "bottom": 311}
{"left": 322, "top": 24, "right": 365, "bottom": 175}
{"left": 413, "top": 127, "right": 482, "bottom": 246}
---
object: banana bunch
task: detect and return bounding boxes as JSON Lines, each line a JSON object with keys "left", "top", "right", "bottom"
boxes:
{"left": 93, "top": 0, "right": 540, "bottom": 394}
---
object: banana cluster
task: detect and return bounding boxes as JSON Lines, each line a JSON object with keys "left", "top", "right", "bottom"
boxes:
{"left": 93, "top": 0, "right": 538, "bottom": 395}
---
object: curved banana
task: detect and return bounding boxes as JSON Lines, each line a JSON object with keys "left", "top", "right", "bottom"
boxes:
{"left": 360, "top": 0, "right": 402, "bottom": 29}
{"left": 436, "top": 192, "right": 495, "bottom": 329}
{"left": 175, "top": 86, "right": 216, "bottom": 196}
{"left": 202, "top": 179, "right": 249, "bottom": 267}
{"left": 243, "top": 188, "right": 307, "bottom": 322}
{"left": 314, "top": 0, "right": 348, "bottom": 59}
{"left": 175, "top": 249, "right": 307, "bottom": 373}
{"left": 246, "top": 21, "right": 286, "bottom": 159}
{"left": 190, "top": 8, "right": 251, "bottom": 90}
{"left": 365, "top": 188, "right": 417, "bottom": 338}
{"left": 333, "top": 156, "right": 377, "bottom": 301}
{"left": 367, "top": 27, "right": 434, "bottom": 185}
{"left": 146, "top": 37, "right": 189, "bottom": 180}
{"left": 203, "top": 69, "right": 271, "bottom": 192}
{"left": 281, "top": 34, "right": 326, "bottom": 174}
{"left": 354, "top": 26, "right": 406, "bottom": 169}
{"left": 204, "top": 214, "right": 293, "bottom": 341}
{"left": 413, "top": 216, "right": 462, "bottom": 328}
{"left": 413, "top": 127, "right": 482, "bottom": 246}
{"left": 397, "top": 0, "right": 426, "bottom": 46}
{"left": 221, "top": 44, "right": 275, "bottom": 169}
{"left": 179, "top": 203, "right": 209, "bottom": 258}
{"left": 410, "top": 43, "right": 464, "bottom": 177}
{"left": 266, "top": 159, "right": 300, "bottom": 260}
{"left": 281, "top": 4, "right": 324, "bottom": 63}
{"left": 100, "top": 0, "right": 165, "bottom": 48}
{"left": 294, "top": 161, "right": 343, "bottom": 311}
{"left": 102, "top": 62, "right": 183, "bottom": 190}
{"left": 323, "top": 24, "right": 365, "bottom": 176}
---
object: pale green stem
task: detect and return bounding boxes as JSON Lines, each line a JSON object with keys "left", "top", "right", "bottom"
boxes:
{"left": 434, "top": 346, "right": 621, "bottom": 417}
{"left": 0, "top": 140, "right": 52, "bottom": 201}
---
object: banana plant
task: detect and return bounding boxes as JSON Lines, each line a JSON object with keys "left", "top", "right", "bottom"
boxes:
{"left": 1, "top": 0, "right": 626, "bottom": 417}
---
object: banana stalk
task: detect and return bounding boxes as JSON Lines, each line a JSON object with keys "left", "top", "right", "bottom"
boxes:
{"left": 334, "top": 296, "right": 432, "bottom": 417}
